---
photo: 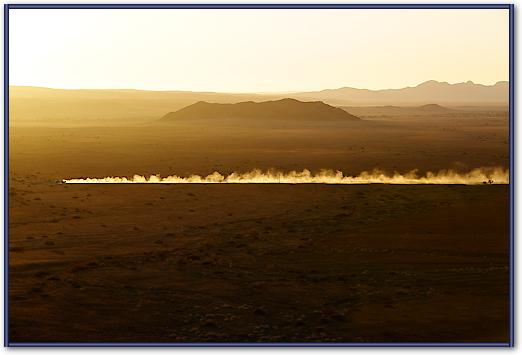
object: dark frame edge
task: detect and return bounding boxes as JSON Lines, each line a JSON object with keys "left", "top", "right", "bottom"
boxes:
{"left": 509, "top": 2, "right": 515, "bottom": 349}
{"left": 4, "top": 2, "right": 9, "bottom": 348}
{"left": 3, "top": 3, "right": 514, "bottom": 9}
{"left": 2, "top": 3, "right": 515, "bottom": 348}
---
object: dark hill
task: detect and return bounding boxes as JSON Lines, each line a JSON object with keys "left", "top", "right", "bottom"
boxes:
{"left": 417, "top": 103, "right": 454, "bottom": 112}
{"left": 159, "top": 98, "right": 360, "bottom": 122}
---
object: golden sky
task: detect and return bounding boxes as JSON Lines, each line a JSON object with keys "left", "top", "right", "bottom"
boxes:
{"left": 9, "top": 9, "right": 509, "bottom": 92}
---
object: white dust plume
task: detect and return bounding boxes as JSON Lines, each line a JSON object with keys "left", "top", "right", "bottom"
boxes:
{"left": 63, "top": 167, "right": 509, "bottom": 185}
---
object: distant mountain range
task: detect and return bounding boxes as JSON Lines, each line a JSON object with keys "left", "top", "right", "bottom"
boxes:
{"left": 290, "top": 80, "right": 508, "bottom": 106}
{"left": 9, "top": 80, "right": 508, "bottom": 124}
{"left": 160, "top": 98, "right": 359, "bottom": 122}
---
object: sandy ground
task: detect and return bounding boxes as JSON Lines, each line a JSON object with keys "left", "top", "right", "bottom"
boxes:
{"left": 8, "top": 114, "right": 510, "bottom": 343}
{"left": 9, "top": 116, "right": 508, "bottom": 177}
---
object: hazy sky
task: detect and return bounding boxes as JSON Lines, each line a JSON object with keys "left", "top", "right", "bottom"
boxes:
{"left": 9, "top": 9, "right": 509, "bottom": 92}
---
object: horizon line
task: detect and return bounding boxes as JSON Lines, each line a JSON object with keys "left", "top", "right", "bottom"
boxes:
{"left": 8, "top": 79, "right": 509, "bottom": 95}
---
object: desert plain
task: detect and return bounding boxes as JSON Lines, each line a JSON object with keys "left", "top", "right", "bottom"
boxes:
{"left": 7, "top": 88, "right": 510, "bottom": 343}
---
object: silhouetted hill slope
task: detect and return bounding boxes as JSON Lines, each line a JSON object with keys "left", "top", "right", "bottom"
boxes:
{"left": 159, "top": 98, "right": 360, "bottom": 122}
{"left": 9, "top": 86, "right": 279, "bottom": 124}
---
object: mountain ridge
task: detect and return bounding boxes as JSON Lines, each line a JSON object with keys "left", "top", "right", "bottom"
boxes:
{"left": 9, "top": 80, "right": 508, "bottom": 124}
{"left": 291, "top": 80, "right": 508, "bottom": 105}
